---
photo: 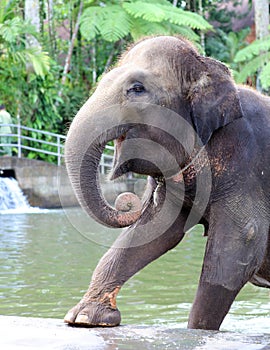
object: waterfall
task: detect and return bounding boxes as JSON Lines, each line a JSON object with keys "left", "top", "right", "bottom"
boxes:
{"left": 0, "top": 177, "right": 30, "bottom": 211}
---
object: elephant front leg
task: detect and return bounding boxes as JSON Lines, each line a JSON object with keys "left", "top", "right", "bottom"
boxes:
{"left": 64, "top": 200, "right": 188, "bottom": 327}
{"left": 188, "top": 204, "right": 268, "bottom": 330}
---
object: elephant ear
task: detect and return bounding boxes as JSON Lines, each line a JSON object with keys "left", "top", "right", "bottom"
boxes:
{"left": 188, "top": 56, "right": 243, "bottom": 145}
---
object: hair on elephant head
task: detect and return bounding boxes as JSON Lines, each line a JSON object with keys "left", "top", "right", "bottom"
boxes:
{"left": 64, "top": 36, "right": 270, "bottom": 331}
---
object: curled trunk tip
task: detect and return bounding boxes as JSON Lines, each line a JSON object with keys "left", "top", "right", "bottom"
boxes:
{"left": 114, "top": 192, "right": 142, "bottom": 212}
{"left": 114, "top": 192, "right": 142, "bottom": 226}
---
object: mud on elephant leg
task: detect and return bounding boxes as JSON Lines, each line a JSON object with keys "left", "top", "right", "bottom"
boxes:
{"left": 64, "top": 200, "right": 189, "bottom": 327}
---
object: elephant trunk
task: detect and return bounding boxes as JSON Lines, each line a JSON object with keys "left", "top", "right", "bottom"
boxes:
{"left": 65, "top": 103, "right": 142, "bottom": 228}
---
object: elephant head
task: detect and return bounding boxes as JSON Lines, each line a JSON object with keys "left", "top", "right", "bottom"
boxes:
{"left": 65, "top": 36, "right": 243, "bottom": 229}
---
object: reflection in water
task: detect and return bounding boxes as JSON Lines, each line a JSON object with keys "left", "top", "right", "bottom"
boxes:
{"left": 0, "top": 208, "right": 269, "bottom": 336}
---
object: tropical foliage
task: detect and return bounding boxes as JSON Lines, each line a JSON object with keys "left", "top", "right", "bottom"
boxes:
{"left": 80, "top": 0, "right": 212, "bottom": 43}
{"left": 234, "top": 36, "right": 270, "bottom": 90}
{"left": 0, "top": 0, "right": 269, "bottom": 162}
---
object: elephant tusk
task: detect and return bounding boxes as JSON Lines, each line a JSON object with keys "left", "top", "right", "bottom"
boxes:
{"left": 153, "top": 178, "right": 165, "bottom": 207}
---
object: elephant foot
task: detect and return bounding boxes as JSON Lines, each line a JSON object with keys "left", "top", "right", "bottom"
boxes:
{"left": 64, "top": 300, "right": 121, "bottom": 327}
{"left": 64, "top": 288, "right": 121, "bottom": 327}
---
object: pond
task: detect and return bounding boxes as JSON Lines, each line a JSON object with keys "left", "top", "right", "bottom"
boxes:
{"left": 0, "top": 208, "right": 269, "bottom": 344}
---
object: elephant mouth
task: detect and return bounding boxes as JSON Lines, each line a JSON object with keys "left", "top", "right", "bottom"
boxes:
{"left": 110, "top": 132, "right": 163, "bottom": 181}
{"left": 110, "top": 133, "right": 129, "bottom": 180}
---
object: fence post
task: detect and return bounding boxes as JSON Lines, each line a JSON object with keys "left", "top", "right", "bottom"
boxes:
{"left": 17, "top": 118, "right": 22, "bottom": 158}
{"left": 57, "top": 135, "right": 61, "bottom": 166}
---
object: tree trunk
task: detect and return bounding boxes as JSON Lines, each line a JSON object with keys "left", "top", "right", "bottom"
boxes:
{"left": 254, "top": 0, "right": 269, "bottom": 40}
{"left": 46, "top": 0, "right": 56, "bottom": 57}
{"left": 59, "top": 1, "right": 84, "bottom": 98}
{"left": 24, "top": 0, "right": 41, "bottom": 48}
{"left": 198, "top": 0, "right": 205, "bottom": 52}
{"left": 254, "top": 0, "right": 269, "bottom": 91}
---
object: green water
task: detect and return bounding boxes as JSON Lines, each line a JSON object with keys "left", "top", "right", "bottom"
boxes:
{"left": 0, "top": 208, "right": 269, "bottom": 334}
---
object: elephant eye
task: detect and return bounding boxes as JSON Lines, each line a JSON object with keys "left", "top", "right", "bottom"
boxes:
{"left": 127, "top": 82, "right": 146, "bottom": 96}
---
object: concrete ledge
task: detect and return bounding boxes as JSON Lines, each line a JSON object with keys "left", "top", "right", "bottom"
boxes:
{"left": 0, "top": 157, "right": 78, "bottom": 208}
{"left": 0, "top": 316, "right": 269, "bottom": 350}
{"left": 0, "top": 157, "right": 146, "bottom": 209}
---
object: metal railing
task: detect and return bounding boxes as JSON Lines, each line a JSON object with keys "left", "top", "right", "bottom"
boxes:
{"left": 0, "top": 123, "right": 114, "bottom": 174}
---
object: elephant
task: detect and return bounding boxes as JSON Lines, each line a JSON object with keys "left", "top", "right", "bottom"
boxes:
{"left": 64, "top": 36, "right": 270, "bottom": 331}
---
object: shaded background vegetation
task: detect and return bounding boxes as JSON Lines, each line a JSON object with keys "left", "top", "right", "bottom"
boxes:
{"left": 0, "top": 0, "right": 269, "bottom": 162}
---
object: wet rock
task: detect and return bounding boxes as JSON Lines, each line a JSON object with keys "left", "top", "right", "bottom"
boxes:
{"left": 0, "top": 316, "right": 269, "bottom": 350}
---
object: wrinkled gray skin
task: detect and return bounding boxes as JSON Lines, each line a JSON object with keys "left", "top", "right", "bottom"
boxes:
{"left": 64, "top": 36, "right": 270, "bottom": 330}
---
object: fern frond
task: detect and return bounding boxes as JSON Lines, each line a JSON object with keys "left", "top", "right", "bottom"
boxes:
{"left": 80, "top": 1, "right": 211, "bottom": 44}
{"left": 0, "top": 17, "right": 37, "bottom": 44}
{"left": 123, "top": 1, "right": 166, "bottom": 22}
{"left": 0, "top": 17, "right": 22, "bottom": 43}
{"left": 80, "top": 5, "right": 131, "bottom": 42}
{"left": 141, "top": 0, "right": 170, "bottom": 4}
{"left": 169, "top": 24, "right": 200, "bottom": 42}
{"left": 260, "top": 61, "right": 270, "bottom": 89}
{"left": 160, "top": 5, "right": 212, "bottom": 31}
{"left": 130, "top": 18, "right": 170, "bottom": 41}
{"left": 123, "top": 1, "right": 212, "bottom": 32}
{"left": 234, "top": 36, "right": 270, "bottom": 62}
{"left": 80, "top": 6, "right": 103, "bottom": 41}
{"left": 98, "top": 5, "right": 131, "bottom": 42}
{"left": 235, "top": 52, "right": 270, "bottom": 83}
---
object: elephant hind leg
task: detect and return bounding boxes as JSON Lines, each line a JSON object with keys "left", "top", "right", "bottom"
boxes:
{"left": 188, "top": 202, "right": 269, "bottom": 330}
{"left": 250, "top": 231, "right": 270, "bottom": 288}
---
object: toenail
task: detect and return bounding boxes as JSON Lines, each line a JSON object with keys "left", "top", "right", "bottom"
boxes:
{"left": 76, "top": 314, "right": 89, "bottom": 324}
{"left": 64, "top": 312, "right": 74, "bottom": 323}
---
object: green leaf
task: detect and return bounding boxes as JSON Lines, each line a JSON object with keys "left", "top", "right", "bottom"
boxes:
{"left": 24, "top": 48, "right": 50, "bottom": 77}
{"left": 160, "top": 5, "right": 212, "bottom": 31}
{"left": 97, "top": 5, "right": 131, "bottom": 42}
{"left": 80, "top": 6, "right": 102, "bottom": 41}
{"left": 123, "top": 1, "right": 166, "bottom": 22}
{"left": 260, "top": 61, "right": 270, "bottom": 90}
{"left": 123, "top": 1, "right": 212, "bottom": 31}
{"left": 130, "top": 18, "right": 169, "bottom": 41}
{"left": 0, "top": 17, "right": 37, "bottom": 44}
{"left": 235, "top": 36, "right": 270, "bottom": 62}
{"left": 235, "top": 52, "right": 270, "bottom": 83}
{"left": 169, "top": 24, "right": 200, "bottom": 42}
{"left": 80, "top": 5, "right": 131, "bottom": 42}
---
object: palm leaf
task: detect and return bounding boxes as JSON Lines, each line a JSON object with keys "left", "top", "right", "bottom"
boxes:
{"left": 26, "top": 49, "right": 50, "bottom": 77}
{"left": 7, "top": 47, "right": 50, "bottom": 77}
